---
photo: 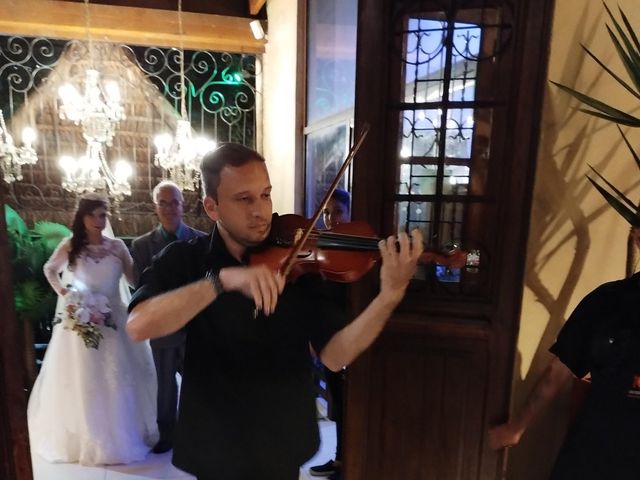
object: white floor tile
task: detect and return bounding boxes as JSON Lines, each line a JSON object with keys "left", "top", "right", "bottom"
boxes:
{"left": 32, "top": 453, "right": 107, "bottom": 480}
{"left": 103, "top": 451, "right": 193, "bottom": 480}
{"left": 300, "top": 420, "right": 337, "bottom": 480}
{"left": 32, "top": 419, "right": 336, "bottom": 480}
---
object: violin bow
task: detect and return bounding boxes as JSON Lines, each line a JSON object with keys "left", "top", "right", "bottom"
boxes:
{"left": 280, "top": 123, "right": 371, "bottom": 278}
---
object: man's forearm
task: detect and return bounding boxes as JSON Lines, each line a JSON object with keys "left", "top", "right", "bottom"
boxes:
{"left": 320, "top": 292, "right": 399, "bottom": 371}
{"left": 512, "top": 357, "right": 573, "bottom": 433}
{"left": 127, "top": 279, "right": 217, "bottom": 341}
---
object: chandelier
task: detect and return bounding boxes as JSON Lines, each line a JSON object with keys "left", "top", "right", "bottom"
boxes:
{"left": 58, "top": 68, "right": 124, "bottom": 146}
{"left": 56, "top": 0, "right": 132, "bottom": 198}
{"left": 153, "top": 0, "right": 216, "bottom": 191}
{"left": 154, "top": 120, "right": 216, "bottom": 191}
{"left": 59, "top": 141, "right": 132, "bottom": 198}
{"left": 0, "top": 109, "right": 38, "bottom": 183}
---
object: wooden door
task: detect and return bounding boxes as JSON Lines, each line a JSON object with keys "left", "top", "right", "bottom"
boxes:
{"left": 346, "top": 0, "right": 555, "bottom": 478}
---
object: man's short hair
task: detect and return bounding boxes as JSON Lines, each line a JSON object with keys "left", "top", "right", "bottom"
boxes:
{"left": 200, "top": 143, "right": 265, "bottom": 200}
{"left": 152, "top": 180, "right": 184, "bottom": 203}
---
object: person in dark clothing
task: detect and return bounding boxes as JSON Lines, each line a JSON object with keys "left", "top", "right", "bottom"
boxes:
{"left": 130, "top": 181, "right": 205, "bottom": 454}
{"left": 126, "top": 143, "right": 424, "bottom": 480}
{"left": 310, "top": 188, "right": 351, "bottom": 479}
{"left": 489, "top": 267, "right": 640, "bottom": 479}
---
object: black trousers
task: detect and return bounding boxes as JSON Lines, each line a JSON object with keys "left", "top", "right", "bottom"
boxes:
{"left": 325, "top": 366, "right": 345, "bottom": 461}
{"left": 151, "top": 342, "right": 185, "bottom": 441}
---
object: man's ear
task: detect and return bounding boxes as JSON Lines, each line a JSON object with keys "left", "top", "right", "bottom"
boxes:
{"left": 203, "top": 196, "right": 219, "bottom": 222}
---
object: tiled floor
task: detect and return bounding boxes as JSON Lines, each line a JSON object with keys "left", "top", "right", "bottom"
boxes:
{"left": 32, "top": 419, "right": 337, "bottom": 480}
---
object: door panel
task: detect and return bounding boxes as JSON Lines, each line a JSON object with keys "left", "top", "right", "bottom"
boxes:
{"left": 367, "top": 330, "right": 489, "bottom": 479}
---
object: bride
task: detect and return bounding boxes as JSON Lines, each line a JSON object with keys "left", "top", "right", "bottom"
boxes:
{"left": 28, "top": 193, "right": 158, "bottom": 465}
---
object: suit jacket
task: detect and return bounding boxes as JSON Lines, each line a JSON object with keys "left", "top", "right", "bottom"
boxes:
{"left": 131, "top": 223, "right": 206, "bottom": 349}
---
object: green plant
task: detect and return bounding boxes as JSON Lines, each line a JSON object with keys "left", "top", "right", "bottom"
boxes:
{"left": 5, "top": 205, "right": 71, "bottom": 386}
{"left": 551, "top": 2, "right": 640, "bottom": 226}
{"left": 4, "top": 205, "right": 70, "bottom": 329}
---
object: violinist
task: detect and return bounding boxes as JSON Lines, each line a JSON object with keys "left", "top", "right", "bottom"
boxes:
{"left": 126, "top": 143, "right": 423, "bottom": 480}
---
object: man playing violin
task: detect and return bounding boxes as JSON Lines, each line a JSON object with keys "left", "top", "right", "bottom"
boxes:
{"left": 126, "top": 143, "right": 423, "bottom": 480}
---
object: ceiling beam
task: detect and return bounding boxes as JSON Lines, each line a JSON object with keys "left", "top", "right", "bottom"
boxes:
{"left": 0, "top": 0, "right": 266, "bottom": 53}
{"left": 248, "top": 0, "right": 266, "bottom": 16}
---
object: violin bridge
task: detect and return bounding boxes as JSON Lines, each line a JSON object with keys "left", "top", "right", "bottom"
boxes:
{"left": 294, "top": 228, "right": 304, "bottom": 245}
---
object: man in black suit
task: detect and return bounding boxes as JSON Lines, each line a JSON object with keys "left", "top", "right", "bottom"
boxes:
{"left": 131, "top": 180, "right": 205, "bottom": 454}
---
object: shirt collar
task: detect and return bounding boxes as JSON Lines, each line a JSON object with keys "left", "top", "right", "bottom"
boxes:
{"left": 158, "top": 222, "right": 186, "bottom": 240}
{"left": 205, "top": 214, "right": 279, "bottom": 269}
{"left": 205, "top": 224, "right": 243, "bottom": 268}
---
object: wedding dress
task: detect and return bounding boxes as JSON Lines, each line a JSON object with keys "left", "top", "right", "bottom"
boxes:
{"left": 28, "top": 236, "right": 158, "bottom": 465}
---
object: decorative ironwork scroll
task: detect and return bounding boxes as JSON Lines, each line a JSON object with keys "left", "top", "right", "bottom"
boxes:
{"left": 0, "top": 35, "right": 257, "bottom": 222}
{"left": 392, "top": 1, "right": 513, "bottom": 247}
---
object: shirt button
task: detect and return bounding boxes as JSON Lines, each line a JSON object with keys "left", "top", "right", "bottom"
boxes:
{"left": 608, "top": 337, "right": 615, "bottom": 344}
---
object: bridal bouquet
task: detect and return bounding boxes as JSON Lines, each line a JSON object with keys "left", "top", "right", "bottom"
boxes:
{"left": 54, "top": 287, "right": 116, "bottom": 349}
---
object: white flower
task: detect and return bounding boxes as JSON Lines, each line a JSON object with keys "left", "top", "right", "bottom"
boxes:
{"left": 93, "top": 294, "right": 111, "bottom": 314}
{"left": 75, "top": 307, "right": 90, "bottom": 324}
{"left": 83, "top": 292, "right": 96, "bottom": 310}
{"left": 61, "top": 316, "right": 75, "bottom": 329}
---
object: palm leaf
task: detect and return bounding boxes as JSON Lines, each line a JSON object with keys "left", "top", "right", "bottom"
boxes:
{"left": 4, "top": 205, "right": 28, "bottom": 238}
{"left": 576, "top": 108, "right": 640, "bottom": 127}
{"left": 551, "top": 81, "right": 640, "bottom": 124}
{"left": 32, "top": 221, "right": 71, "bottom": 256}
{"left": 26, "top": 241, "right": 46, "bottom": 275}
{"left": 603, "top": 2, "right": 640, "bottom": 67}
{"left": 617, "top": 125, "right": 640, "bottom": 171}
{"left": 580, "top": 43, "right": 640, "bottom": 100}
{"left": 587, "top": 164, "right": 636, "bottom": 210}
{"left": 617, "top": 5, "right": 640, "bottom": 55}
{"left": 605, "top": 25, "right": 640, "bottom": 94}
{"left": 587, "top": 176, "right": 640, "bottom": 226}
{"left": 556, "top": 5, "right": 640, "bottom": 229}
{"left": 13, "top": 280, "right": 47, "bottom": 316}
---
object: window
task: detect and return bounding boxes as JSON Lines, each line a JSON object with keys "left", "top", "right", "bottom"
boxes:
{"left": 391, "top": 7, "right": 511, "bottom": 285}
{"left": 304, "top": 0, "right": 358, "bottom": 217}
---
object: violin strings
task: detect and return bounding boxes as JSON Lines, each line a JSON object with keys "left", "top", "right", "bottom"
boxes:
{"left": 304, "top": 231, "right": 378, "bottom": 241}
{"left": 283, "top": 230, "right": 430, "bottom": 252}
{"left": 312, "top": 232, "right": 380, "bottom": 250}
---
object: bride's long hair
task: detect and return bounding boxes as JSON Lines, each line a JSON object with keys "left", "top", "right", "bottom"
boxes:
{"left": 68, "top": 196, "right": 109, "bottom": 268}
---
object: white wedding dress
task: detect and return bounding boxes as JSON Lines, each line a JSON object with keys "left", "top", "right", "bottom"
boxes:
{"left": 28, "top": 236, "right": 159, "bottom": 465}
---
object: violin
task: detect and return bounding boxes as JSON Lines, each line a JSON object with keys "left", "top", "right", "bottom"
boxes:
{"left": 249, "top": 124, "right": 468, "bottom": 283}
{"left": 249, "top": 214, "right": 468, "bottom": 283}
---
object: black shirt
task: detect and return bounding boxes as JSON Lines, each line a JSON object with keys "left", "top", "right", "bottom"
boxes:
{"left": 549, "top": 273, "right": 640, "bottom": 479}
{"left": 129, "top": 225, "right": 346, "bottom": 479}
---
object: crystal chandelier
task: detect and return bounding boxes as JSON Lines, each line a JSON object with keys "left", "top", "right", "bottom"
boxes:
{"left": 0, "top": 109, "right": 38, "bottom": 183}
{"left": 56, "top": 0, "right": 132, "bottom": 198}
{"left": 59, "top": 141, "right": 132, "bottom": 198}
{"left": 154, "top": 0, "right": 216, "bottom": 191}
{"left": 154, "top": 120, "right": 216, "bottom": 191}
{"left": 58, "top": 68, "right": 124, "bottom": 146}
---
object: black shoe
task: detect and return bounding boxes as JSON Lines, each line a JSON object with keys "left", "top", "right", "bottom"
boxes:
{"left": 309, "top": 459, "right": 340, "bottom": 477}
{"left": 152, "top": 439, "right": 173, "bottom": 454}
